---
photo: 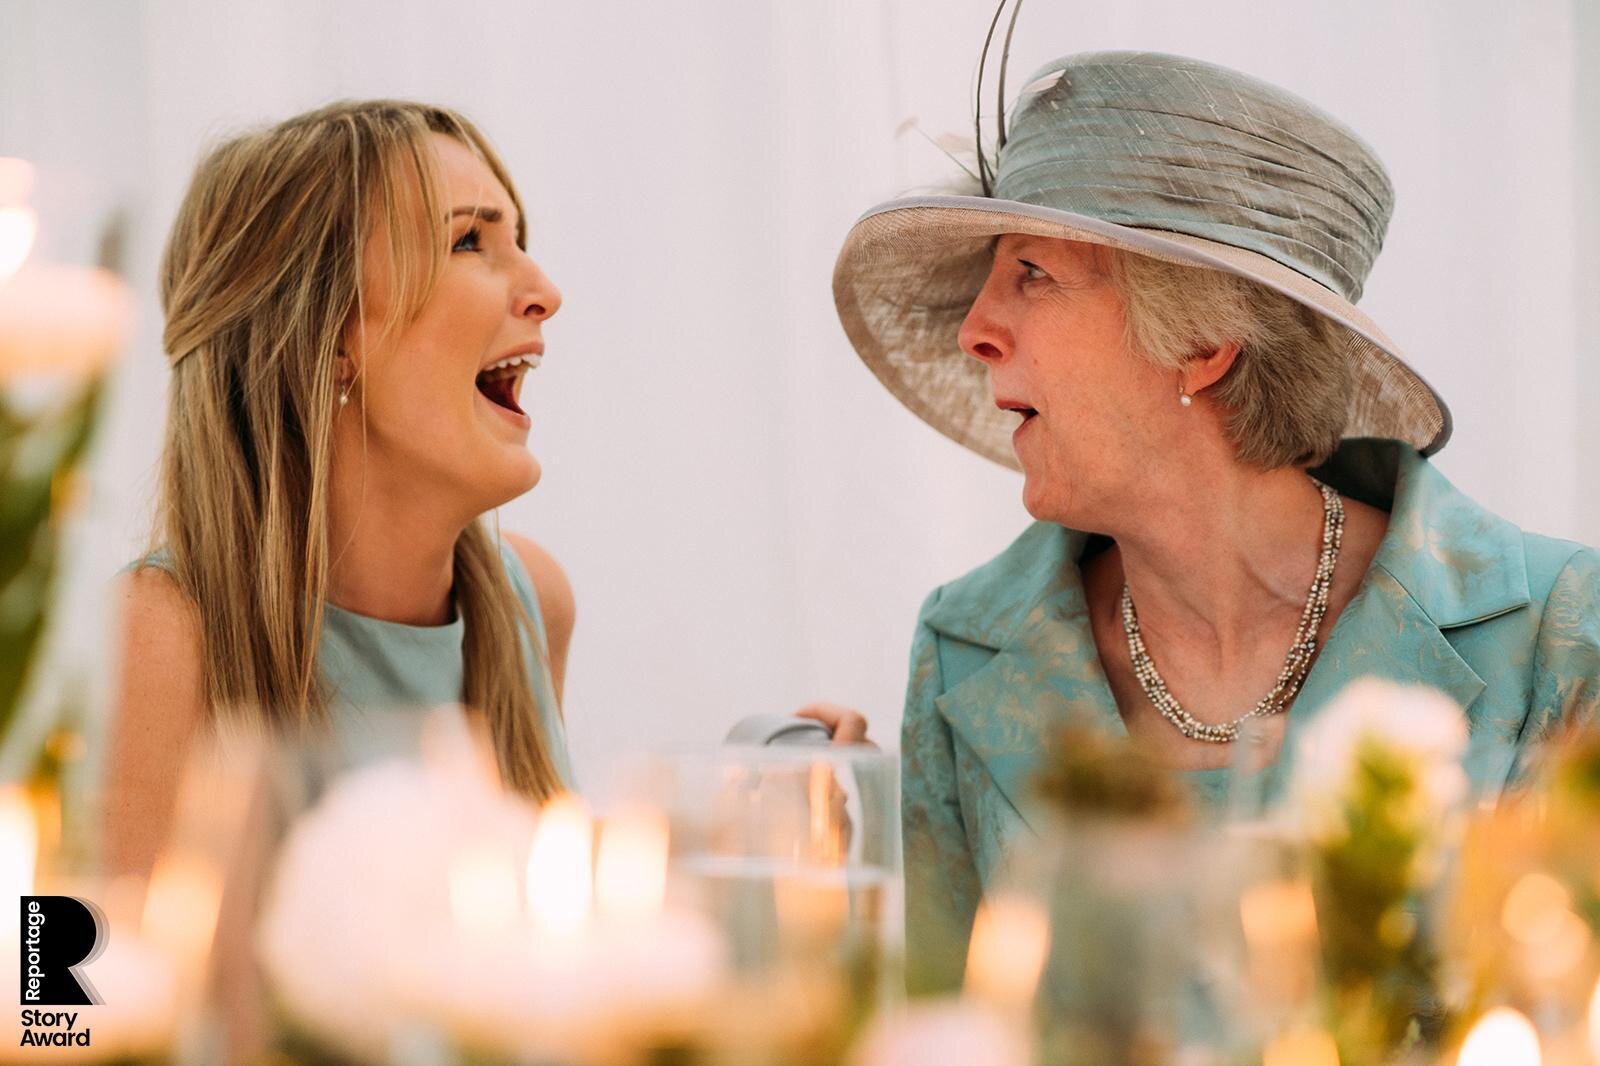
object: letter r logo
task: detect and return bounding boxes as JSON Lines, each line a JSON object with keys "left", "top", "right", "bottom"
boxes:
{"left": 19, "top": 896, "right": 105, "bottom": 1005}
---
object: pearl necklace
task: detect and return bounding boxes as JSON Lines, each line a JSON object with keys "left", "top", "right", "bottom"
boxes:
{"left": 1119, "top": 481, "right": 1345, "bottom": 744}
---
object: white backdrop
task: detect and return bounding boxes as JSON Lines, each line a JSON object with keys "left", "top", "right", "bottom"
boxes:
{"left": 3, "top": 0, "right": 1596, "bottom": 793}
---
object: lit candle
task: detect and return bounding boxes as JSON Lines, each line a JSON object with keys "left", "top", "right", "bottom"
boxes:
{"left": 595, "top": 806, "right": 668, "bottom": 922}
{"left": 850, "top": 999, "right": 1031, "bottom": 1066}
{"left": 260, "top": 729, "right": 730, "bottom": 1062}
{"left": 1240, "top": 877, "right": 1320, "bottom": 1006}
{"left": 1501, "top": 871, "right": 1591, "bottom": 985}
{"left": 0, "top": 796, "right": 187, "bottom": 1062}
{"left": 934, "top": 893, "right": 1049, "bottom": 1066}
{"left": 0, "top": 158, "right": 35, "bottom": 284}
{"left": 1589, "top": 977, "right": 1600, "bottom": 1060}
{"left": 963, "top": 892, "right": 1050, "bottom": 1011}
{"left": 404, "top": 793, "right": 726, "bottom": 1061}
{"left": 0, "top": 157, "right": 131, "bottom": 382}
{"left": 140, "top": 850, "right": 225, "bottom": 989}
{"left": 1458, "top": 1007, "right": 1541, "bottom": 1066}
{"left": 1262, "top": 1026, "right": 1339, "bottom": 1066}
{"left": 525, "top": 792, "right": 593, "bottom": 944}
{"left": 585, "top": 806, "right": 724, "bottom": 1025}
{"left": 0, "top": 263, "right": 131, "bottom": 382}
{"left": 0, "top": 784, "right": 37, "bottom": 900}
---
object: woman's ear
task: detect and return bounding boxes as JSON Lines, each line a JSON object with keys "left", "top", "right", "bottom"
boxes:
{"left": 334, "top": 345, "right": 357, "bottom": 400}
{"left": 1181, "top": 340, "right": 1241, "bottom": 397}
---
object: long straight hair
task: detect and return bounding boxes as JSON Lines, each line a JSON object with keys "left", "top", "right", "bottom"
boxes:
{"left": 153, "top": 100, "right": 563, "bottom": 799}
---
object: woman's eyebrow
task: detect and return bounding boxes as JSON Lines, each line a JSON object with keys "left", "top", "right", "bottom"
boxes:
{"left": 447, "top": 205, "right": 518, "bottom": 227}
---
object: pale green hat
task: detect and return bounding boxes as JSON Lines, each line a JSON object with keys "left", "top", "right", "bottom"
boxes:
{"left": 832, "top": 50, "right": 1450, "bottom": 470}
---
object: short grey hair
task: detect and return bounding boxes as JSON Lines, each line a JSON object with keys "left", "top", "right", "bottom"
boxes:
{"left": 1103, "top": 248, "right": 1351, "bottom": 469}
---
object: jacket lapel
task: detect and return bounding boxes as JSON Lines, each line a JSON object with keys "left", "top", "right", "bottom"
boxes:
{"left": 923, "top": 524, "right": 1123, "bottom": 831}
{"left": 1285, "top": 442, "right": 1531, "bottom": 787}
{"left": 918, "top": 440, "right": 1533, "bottom": 828}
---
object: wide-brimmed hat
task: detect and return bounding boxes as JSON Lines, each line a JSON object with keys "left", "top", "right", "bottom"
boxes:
{"left": 832, "top": 50, "right": 1451, "bottom": 471}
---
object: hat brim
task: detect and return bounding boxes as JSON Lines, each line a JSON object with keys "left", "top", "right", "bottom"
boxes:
{"left": 832, "top": 195, "right": 1451, "bottom": 472}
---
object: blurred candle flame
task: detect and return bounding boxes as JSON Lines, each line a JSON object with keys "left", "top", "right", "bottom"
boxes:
{"left": 1502, "top": 871, "right": 1590, "bottom": 982}
{"left": 1503, "top": 872, "right": 1572, "bottom": 942}
{"left": 808, "top": 762, "right": 847, "bottom": 864}
{"left": 1240, "top": 876, "right": 1321, "bottom": 1006}
{"left": 449, "top": 841, "right": 522, "bottom": 936}
{"left": 594, "top": 807, "right": 668, "bottom": 922}
{"left": 1588, "top": 977, "right": 1600, "bottom": 1060}
{"left": 0, "top": 158, "right": 36, "bottom": 284}
{"left": 1458, "top": 1007, "right": 1541, "bottom": 1066}
{"left": 526, "top": 792, "right": 592, "bottom": 941}
{"left": 0, "top": 785, "right": 37, "bottom": 901}
{"left": 0, "top": 207, "right": 37, "bottom": 285}
{"left": 964, "top": 893, "right": 1049, "bottom": 1010}
{"left": 141, "top": 851, "right": 224, "bottom": 979}
{"left": 1263, "top": 1026, "right": 1339, "bottom": 1066}
{"left": 1241, "top": 877, "right": 1320, "bottom": 949}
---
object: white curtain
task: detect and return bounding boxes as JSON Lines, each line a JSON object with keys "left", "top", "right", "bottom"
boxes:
{"left": 2, "top": 0, "right": 1595, "bottom": 791}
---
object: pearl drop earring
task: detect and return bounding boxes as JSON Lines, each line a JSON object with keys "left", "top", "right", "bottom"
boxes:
{"left": 339, "top": 385, "right": 349, "bottom": 406}
{"left": 1179, "top": 388, "right": 1193, "bottom": 408}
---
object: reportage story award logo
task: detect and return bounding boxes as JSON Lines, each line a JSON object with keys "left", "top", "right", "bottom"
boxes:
{"left": 16, "top": 896, "right": 105, "bottom": 1050}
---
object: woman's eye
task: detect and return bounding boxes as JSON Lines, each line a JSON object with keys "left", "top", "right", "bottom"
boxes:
{"left": 452, "top": 227, "right": 482, "bottom": 253}
{"left": 1019, "top": 259, "right": 1046, "bottom": 281}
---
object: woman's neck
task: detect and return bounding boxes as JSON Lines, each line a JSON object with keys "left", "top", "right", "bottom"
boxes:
{"left": 1102, "top": 461, "right": 1332, "bottom": 669}
{"left": 325, "top": 455, "right": 466, "bottom": 626}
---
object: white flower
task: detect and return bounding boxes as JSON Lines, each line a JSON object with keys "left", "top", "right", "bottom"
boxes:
{"left": 1288, "top": 678, "right": 1469, "bottom": 839}
{"left": 849, "top": 999, "right": 1031, "bottom": 1066}
{"left": 254, "top": 710, "right": 538, "bottom": 1059}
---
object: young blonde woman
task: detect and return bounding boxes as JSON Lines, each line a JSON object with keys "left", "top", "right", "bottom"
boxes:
{"left": 107, "top": 100, "right": 863, "bottom": 877}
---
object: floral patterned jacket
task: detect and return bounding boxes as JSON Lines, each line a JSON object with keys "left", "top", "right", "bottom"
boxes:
{"left": 900, "top": 439, "right": 1600, "bottom": 993}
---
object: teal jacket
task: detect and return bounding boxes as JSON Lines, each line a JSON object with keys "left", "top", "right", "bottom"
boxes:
{"left": 901, "top": 440, "right": 1600, "bottom": 993}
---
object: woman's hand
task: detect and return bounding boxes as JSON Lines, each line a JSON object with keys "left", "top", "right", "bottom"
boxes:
{"left": 794, "top": 702, "right": 874, "bottom": 746}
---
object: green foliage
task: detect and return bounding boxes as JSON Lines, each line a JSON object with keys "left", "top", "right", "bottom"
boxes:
{"left": 1033, "top": 723, "right": 1193, "bottom": 823}
{"left": 0, "top": 376, "right": 105, "bottom": 744}
{"left": 1313, "top": 736, "right": 1442, "bottom": 1064}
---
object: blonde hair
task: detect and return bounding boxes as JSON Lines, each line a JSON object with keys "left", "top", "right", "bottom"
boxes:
{"left": 153, "top": 99, "right": 563, "bottom": 799}
{"left": 1104, "top": 249, "right": 1352, "bottom": 469}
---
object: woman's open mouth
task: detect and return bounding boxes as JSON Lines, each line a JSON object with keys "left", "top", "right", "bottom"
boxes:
{"left": 475, "top": 354, "right": 539, "bottom": 418}
{"left": 996, "top": 399, "right": 1038, "bottom": 436}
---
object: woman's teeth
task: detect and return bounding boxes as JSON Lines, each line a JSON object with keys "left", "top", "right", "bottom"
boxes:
{"left": 475, "top": 355, "right": 539, "bottom": 414}
{"left": 481, "top": 353, "right": 542, "bottom": 373}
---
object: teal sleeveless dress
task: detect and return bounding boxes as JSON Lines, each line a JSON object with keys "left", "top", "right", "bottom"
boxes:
{"left": 125, "top": 539, "right": 574, "bottom": 785}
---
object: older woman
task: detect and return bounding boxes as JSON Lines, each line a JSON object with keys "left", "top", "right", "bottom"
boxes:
{"left": 832, "top": 50, "right": 1600, "bottom": 992}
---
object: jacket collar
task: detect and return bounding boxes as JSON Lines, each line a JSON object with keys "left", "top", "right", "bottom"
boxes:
{"left": 922, "top": 439, "right": 1530, "bottom": 828}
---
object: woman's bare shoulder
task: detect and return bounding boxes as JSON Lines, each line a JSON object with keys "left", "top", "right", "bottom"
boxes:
{"left": 113, "top": 565, "right": 207, "bottom": 715}
{"left": 117, "top": 564, "right": 201, "bottom": 641}
{"left": 500, "top": 532, "right": 575, "bottom": 643}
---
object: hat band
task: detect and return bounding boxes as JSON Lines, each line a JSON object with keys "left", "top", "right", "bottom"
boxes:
{"left": 996, "top": 56, "right": 1393, "bottom": 303}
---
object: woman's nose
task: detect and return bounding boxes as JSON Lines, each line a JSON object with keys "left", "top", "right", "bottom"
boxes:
{"left": 516, "top": 257, "right": 562, "bottom": 321}
{"left": 957, "top": 273, "right": 1010, "bottom": 365}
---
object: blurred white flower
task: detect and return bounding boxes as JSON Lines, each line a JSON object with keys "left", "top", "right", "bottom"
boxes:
{"left": 849, "top": 998, "right": 1031, "bottom": 1066}
{"left": 1288, "top": 678, "right": 1469, "bottom": 839}
{"left": 255, "top": 710, "right": 538, "bottom": 1059}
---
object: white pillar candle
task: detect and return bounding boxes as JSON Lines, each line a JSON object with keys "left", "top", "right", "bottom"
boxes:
{"left": 594, "top": 806, "right": 668, "bottom": 922}
{"left": 0, "top": 263, "right": 131, "bottom": 382}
